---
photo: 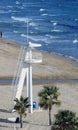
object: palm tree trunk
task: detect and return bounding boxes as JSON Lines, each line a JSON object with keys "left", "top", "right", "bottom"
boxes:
{"left": 49, "top": 108, "right": 52, "bottom": 125}
{"left": 20, "top": 114, "right": 23, "bottom": 128}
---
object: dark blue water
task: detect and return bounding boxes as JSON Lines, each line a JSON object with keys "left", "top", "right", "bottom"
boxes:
{"left": 0, "top": 0, "right": 78, "bottom": 61}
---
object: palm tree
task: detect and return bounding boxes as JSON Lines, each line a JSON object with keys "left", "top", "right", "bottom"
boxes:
{"left": 38, "top": 85, "right": 61, "bottom": 125}
{"left": 14, "top": 96, "right": 30, "bottom": 128}
{"left": 52, "top": 110, "right": 78, "bottom": 130}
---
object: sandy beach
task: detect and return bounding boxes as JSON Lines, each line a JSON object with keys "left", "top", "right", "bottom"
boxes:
{"left": 0, "top": 82, "right": 78, "bottom": 130}
{"left": 0, "top": 39, "right": 78, "bottom": 80}
{"left": 0, "top": 39, "right": 78, "bottom": 130}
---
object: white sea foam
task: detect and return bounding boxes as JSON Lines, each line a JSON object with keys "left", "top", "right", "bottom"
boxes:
{"left": 53, "top": 22, "right": 58, "bottom": 26}
{"left": 30, "top": 31, "right": 34, "bottom": 34}
{"left": 29, "top": 22, "right": 36, "bottom": 27}
{"left": 41, "top": 13, "right": 48, "bottom": 16}
{"left": 68, "top": 56, "right": 78, "bottom": 62}
{"left": 21, "top": 34, "right": 38, "bottom": 42}
{"left": 52, "top": 52, "right": 78, "bottom": 63}
{"left": 45, "top": 34, "right": 57, "bottom": 39}
{"left": 45, "top": 34, "right": 50, "bottom": 37}
{"left": 21, "top": 34, "right": 26, "bottom": 37}
{"left": 51, "top": 29, "right": 62, "bottom": 32}
{"left": 21, "top": 34, "right": 48, "bottom": 43}
{"left": 40, "top": 8, "right": 45, "bottom": 11}
{"left": 11, "top": 16, "right": 31, "bottom": 22}
{"left": 74, "top": 19, "right": 78, "bottom": 21}
{"left": 73, "top": 39, "right": 78, "bottom": 43}
{"left": 16, "top": 1, "right": 20, "bottom": 5}
{"left": 51, "top": 20, "right": 57, "bottom": 23}
{"left": 13, "top": 31, "right": 19, "bottom": 34}
{"left": 69, "top": 56, "right": 75, "bottom": 59}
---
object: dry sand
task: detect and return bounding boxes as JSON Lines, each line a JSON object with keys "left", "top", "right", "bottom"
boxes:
{"left": 0, "top": 83, "right": 78, "bottom": 130}
{"left": 0, "top": 39, "right": 78, "bottom": 80}
{"left": 0, "top": 39, "right": 78, "bottom": 130}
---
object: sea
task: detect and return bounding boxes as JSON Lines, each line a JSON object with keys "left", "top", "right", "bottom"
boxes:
{"left": 0, "top": 0, "right": 78, "bottom": 61}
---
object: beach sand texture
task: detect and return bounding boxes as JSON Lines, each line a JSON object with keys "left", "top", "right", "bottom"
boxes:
{"left": 0, "top": 39, "right": 78, "bottom": 79}
{"left": 0, "top": 39, "right": 78, "bottom": 130}
{"left": 0, "top": 83, "right": 78, "bottom": 130}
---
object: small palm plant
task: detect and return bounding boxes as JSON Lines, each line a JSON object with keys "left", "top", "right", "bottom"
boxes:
{"left": 52, "top": 110, "right": 78, "bottom": 130}
{"left": 38, "top": 85, "right": 61, "bottom": 125}
{"left": 14, "top": 96, "right": 30, "bottom": 128}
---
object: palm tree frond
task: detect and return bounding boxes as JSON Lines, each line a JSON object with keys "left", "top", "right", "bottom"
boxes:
{"left": 38, "top": 85, "right": 61, "bottom": 125}
{"left": 52, "top": 110, "right": 78, "bottom": 130}
{"left": 14, "top": 96, "right": 30, "bottom": 128}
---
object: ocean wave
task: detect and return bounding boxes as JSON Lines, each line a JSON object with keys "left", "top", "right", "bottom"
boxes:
{"left": 50, "top": 21, "right": 58, "bottom": 26}
{"left": 30, "top": 31, "right": 34, "bottom": 34}
{"left": 51, "top": 29, "right": 63, "bottom": 32}
{"left": 12, "top": 10, "right": 19, "bottom": 13}
{"left": 21, "top": 33, "right": 48, "bottom": 43}
{"left": 45, "top": 34, "right": 50, "bottom": 37}
{"left": 29, "top": 22, "right": 36, "bottom": 27}
{"left": 41, "top": 13, "right": 48, "bottom": 16}
{"left": 13, "top": 31, "right": 19, "bottom": 34}
{"left": 45, "top": 34, "right": 58, "bottom": 39}
{"left": 66, "top": 55, "right": 78, "bottom": 62}
{"left": 73, "top": 39, "right": 78, "bottom": 43}
{"left": 74, "top": 19, "right": 78, "bottom": 21}
{"left": 0, "top": 10, "right": 12, "bottom": 14}
{"left": 16, "top": 1, "right": 20, "bottom": 5}
{"left": 21, "top": 34, "right": 26, "bottom": 38}
{"left": 11, "top": 16, "right": 31, "bottom": 22}
{"left": 52, "top": 22, "right": 58, "bottom": 26}
{"left": 52, "top": 52, "right": 78, "bottom": 63}
{"left": 39, "top": 8, "right": 45, "bottom": 11}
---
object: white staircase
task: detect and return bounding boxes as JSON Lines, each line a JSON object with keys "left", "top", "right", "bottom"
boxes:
{"left": 11, "top": 42, "right": 42, "bottom": 113}
{"left": 11, "top": 46, "right": 26, "bottom": 101}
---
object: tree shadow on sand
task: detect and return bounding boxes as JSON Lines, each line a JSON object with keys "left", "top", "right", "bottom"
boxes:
{"left": 0, "top": 118, "right": 16, "bottom": 124}
{"left": 0, "top": 108, "right": 11, "bottom": 113}
{"left": 0, "top": 118, "right": 8, "bottom": 123}
{"left": 0, "top": 118, "right": 18, "bottom": 129}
